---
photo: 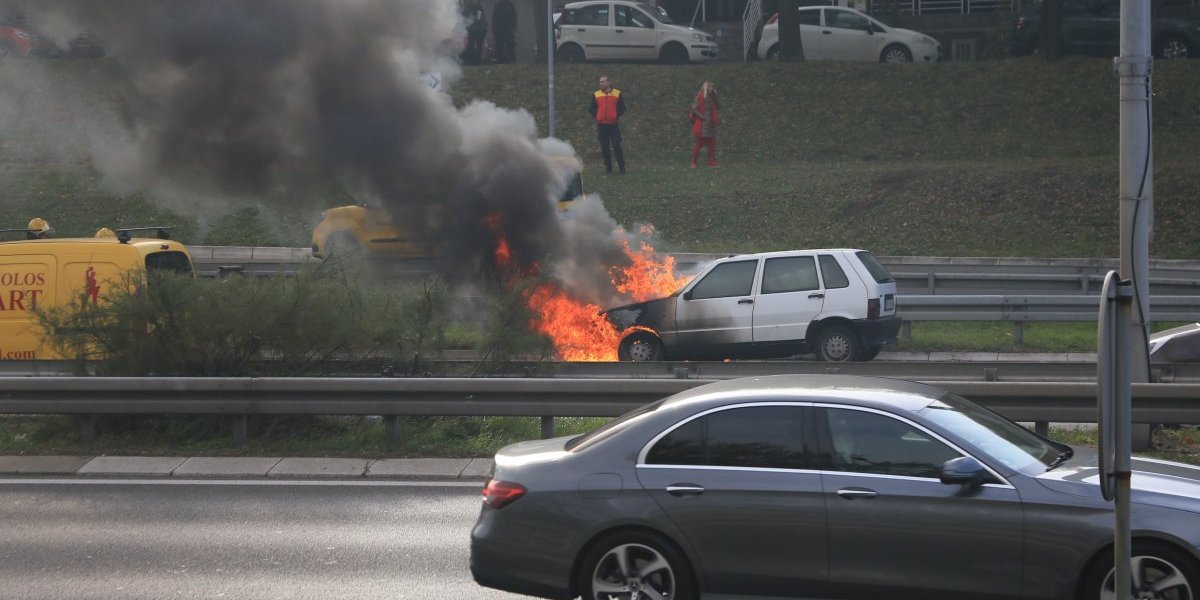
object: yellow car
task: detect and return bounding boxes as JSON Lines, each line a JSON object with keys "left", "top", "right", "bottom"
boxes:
{"left": 312, "top": 161, "right": 584, "bottom": 259}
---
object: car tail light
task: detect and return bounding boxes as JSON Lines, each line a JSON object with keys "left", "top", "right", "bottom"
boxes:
{"left": 766, "top": 12, "right": 779, "bottom": 25}
{"left": 483, "top": 479, "right": 527, "bottom": 509}
{"left": 867, "top": 298, "right": 880, "bottom": 319}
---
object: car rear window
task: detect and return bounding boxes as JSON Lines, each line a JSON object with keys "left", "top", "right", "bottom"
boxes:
{"left": 145, "top": 251, "right": 193, "bottom": 275}
{"left": 855, "top": 251, "right": 894, "bottom": 284}
{"left": 567, "top": 398, "right": 665, "bottom": 452}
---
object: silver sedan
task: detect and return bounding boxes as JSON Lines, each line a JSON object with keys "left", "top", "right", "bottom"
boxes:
{"left": 470, "top": 375, "right": 1200, "bottom": 600}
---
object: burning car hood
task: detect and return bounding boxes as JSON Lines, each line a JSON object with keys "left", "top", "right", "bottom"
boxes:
{"left": 602, "top": 296, "right": 675, "bottom": 331}
{"left": 1035, "top": 447, "right": 1200, "bottom": 514}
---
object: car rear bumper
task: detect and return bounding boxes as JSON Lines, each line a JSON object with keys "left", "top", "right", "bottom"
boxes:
{"left": 854, "top": 315, "right": 903, "bottom": 346}
{"left": 470, "top": 508, "right": 574, "bottom": 600}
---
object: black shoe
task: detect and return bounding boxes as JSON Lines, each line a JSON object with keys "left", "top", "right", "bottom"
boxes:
{"left": 619, "top": 167, "right": 626, "bottom": 174}
{"left": 605, "top": 167, "right": 613, "bottom": 174}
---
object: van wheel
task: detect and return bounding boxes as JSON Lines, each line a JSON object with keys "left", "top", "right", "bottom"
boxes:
{"left": 325, "top": 232, "right": 361, "bottom": 258}
{"left": 815, "top": 325, "right": 861, "bottom": 362}
{"left": 558, "top": 43, "right": 585, "bottom": 63}
{"left": 659, "top": 43, "right": 689, "bottom": 65}
{"left": 619, "top": 331, "right": 663, "bottom": 362}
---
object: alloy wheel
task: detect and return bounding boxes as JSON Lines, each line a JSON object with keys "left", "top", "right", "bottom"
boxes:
{"left": 1160, "top": 39, "right": 1189, "bottom": 59}
{"left": 1100, "top": 555, "right": 1194, "bottom": 600}
{"left": 590, "top": 543, "right": 675, "bottom": 600}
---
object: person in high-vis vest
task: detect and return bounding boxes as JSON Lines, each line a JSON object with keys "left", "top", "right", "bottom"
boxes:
{"left": 589, "top": 75, "right": 627, "bottom": 174}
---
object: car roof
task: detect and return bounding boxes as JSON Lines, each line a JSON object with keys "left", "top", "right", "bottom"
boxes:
{"left": 661, "top": 375, "right": 943, "bottom": 414}
{"left": 717, "top": 248, "right": 865, "bottom": 261}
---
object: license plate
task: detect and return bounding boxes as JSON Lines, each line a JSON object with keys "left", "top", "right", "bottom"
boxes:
{"left": 884, "top": 295, "right": 895, "bottom": 312}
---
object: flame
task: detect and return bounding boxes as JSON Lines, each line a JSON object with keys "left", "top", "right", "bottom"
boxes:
{"left": 525, "top": 228, "right": 690, "bottom": 362}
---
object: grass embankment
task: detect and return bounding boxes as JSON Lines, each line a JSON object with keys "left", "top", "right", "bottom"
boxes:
{"left": 3, "top": 57, "right": 1199, "bottom": 458}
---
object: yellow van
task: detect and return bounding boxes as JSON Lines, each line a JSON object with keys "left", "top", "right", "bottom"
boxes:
{"left": 0, "top": 219, "right": 194, "bottom": 360}
{"left": 311, "top": 158, "right": 585, "bottom": 258}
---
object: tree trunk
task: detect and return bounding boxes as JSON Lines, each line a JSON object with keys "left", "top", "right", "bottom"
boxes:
{"left": 1039, "top": 0, "right": 1063, "bottom": 61}
{"left": 777, "top": 0, "right": 805, "bottom": 61}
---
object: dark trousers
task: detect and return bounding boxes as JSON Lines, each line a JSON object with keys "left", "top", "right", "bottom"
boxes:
{"left": 495, "top": 31, "right": 515, "bottom": 63}
{"left": 464, "top": 32, "right": 485, "bottom": 65}
{"left": 597, "top": 123, "right": 625, "bottom": 172}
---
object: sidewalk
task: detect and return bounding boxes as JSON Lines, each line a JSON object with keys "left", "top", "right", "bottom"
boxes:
{"left": 0, "top": 455, "right": 494, "bottom": 480}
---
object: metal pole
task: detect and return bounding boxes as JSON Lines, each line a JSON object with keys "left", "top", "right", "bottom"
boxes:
{"left": 1115, "top": 281, "right": 1133, "bottom": 600}
{"left": 1116, "top": 0, "right": 1153, "bottom": 387}
{"left": 547, "top": 0, "right": 556, "bottom": 138}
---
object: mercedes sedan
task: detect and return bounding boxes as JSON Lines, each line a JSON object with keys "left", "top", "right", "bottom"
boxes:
{"left": 471, "top": 375, "right": 1200, "bottom": 600}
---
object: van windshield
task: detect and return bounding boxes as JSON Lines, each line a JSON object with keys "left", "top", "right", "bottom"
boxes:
{"left": 145, "top": 251, "right": 193, "bottom": 275}
{"left": 855, "top": 251, "right": 894, "bottom": 284}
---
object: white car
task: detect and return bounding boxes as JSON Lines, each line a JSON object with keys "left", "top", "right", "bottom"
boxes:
{"left": 757, "top": 6, "right": 941, "bottom": 63}
{"left": 604, "top": 249, "right": 902, "bottom": 362}
{"left": 555, "top": 0, "right": 718, "bottom": 64}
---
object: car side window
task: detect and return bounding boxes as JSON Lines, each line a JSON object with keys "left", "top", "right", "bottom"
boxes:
{"left": 561, "top": 9, "right": 577, "bottom": 25}
{"left": 578, "top": 4, "right": 610, "bottom": 26}
{"left": 647, "top": 406, "right": 815, "bottom": 470}
{"left": 822, "top": 408, "right": 961, "bottom": 479}
{"left": 616, "top": 6, "right": 654, "bottom": 28}
{"left": 818, "top": 255, "right": 850, "bottom": 289}
{"left": 761, "top": 256, "right": 819, "bottom": 294}
{"left": 688, "top": 260, "right": 757, "bottom": 300}
{"left": 797, "top": 9, "right": 820, "bottom": 26}
{"left": 824, "top": 9, "right": 869, "bottom": 30}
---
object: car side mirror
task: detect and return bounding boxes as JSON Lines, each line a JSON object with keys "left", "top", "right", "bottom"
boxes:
{"left": 682, "top": 290, "right": 694, "bottom": 300}
{"left": 864, "top": 23, "right": 874, "bottom": 34}
{"left": 940, "top": 456, "right": 988, "bottom": 487}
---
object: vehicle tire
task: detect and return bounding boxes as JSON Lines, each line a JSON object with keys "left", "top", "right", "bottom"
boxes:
{"left": 765, "top": 44, "right": 779, "bottom": 61}
{"left": 558, "top": 43, "right": 585, "bottom": 63}
{"left": 659, "top": 43, "right": 689, "bottom": 65}
{"left": 324, "top": 232, "right": 361, "bottom": 258}
{"left": 618, "top": 331, "right": 663, "bottom": 362}
{"left": 880, "top": 44, "right": 912, "bottom": 63}
{"left": 578, "top": 531, "right": 696, "bottom": 600}
{"left": 1081, "top": 541, "right": 1200, "bottom": 600}
{"left": 1156, "top": 36, "right": 1191, "bottom": 60}
{"left": 814, "top": 324, "right": 861, "bottom": 362}
{"left": 860, "top": 345, "right": 882, "bottom": 361}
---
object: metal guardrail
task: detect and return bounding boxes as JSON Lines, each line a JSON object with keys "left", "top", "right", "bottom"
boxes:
{"left": 2, "top": 377, "right": 1199, "bottom": 445}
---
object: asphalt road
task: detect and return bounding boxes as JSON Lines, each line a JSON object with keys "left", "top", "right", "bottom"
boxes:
{"left": 0, "top": 479, "right": 525, "bottom": 600}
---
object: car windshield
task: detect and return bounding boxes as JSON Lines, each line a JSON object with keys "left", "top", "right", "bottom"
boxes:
{"left": 566, "top": 398, "right": 665, "bottom": 452}
{"left": 639, "top": 2, "right": 674, "bottom": 24}
{"left": 918, "top": 392, "right": 1063, "bottom": 473}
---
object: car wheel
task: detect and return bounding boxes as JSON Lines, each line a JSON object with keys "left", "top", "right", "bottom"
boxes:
{"left": 815, "top": 324, "right": 861, "bottom": 362}
{"left": 558, "top": 43, "right": 585, "bottom": 63}
{"left": 860, "top": 345, "right": 882, "bottom": 361}
{"left": 618, "top": 331, "right": 663, "bottom": 362}
{"left": 1082, "top": 542, "right": 1200, "bottom": 600}
{"left": 766, "top": 44, "right": 779, "bottom": 61}
{"left": 880, "top": 44, "right": 912, "bottom": 63}
{"left": 659, "top": 43, "right": 689, "bottom": 65}
{"left": 324, "top": 232, "right": 361, "bottom": 258}
{"left": 1156, "top": 36, "right": 1191, "bottom": 60}
{"left": 579, "top": 531, "right": 696, "bottom": 600}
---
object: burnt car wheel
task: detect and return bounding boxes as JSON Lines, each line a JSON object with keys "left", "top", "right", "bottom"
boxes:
{"left": 618, "top": 331, "right": 662, "bottom": 362}
{"left": 815, "top": 324, "right": 861, "bottom": 362}
{"left": 579, "top": 531, "right": 696, "bottom": 600}
{"left": 1083, "top": 542, "right": 1199, "bottom": 600}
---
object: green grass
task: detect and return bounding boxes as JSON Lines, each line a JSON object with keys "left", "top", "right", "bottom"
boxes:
{"left": 1049, "top": 426, "right": 1200, "bottom": 466}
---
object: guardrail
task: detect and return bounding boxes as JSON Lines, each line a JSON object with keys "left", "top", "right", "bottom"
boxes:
{"left": 2, "top": 377, "right": 1198, "bottom": 446}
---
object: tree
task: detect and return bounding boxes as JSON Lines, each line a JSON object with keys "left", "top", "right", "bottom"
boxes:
{"left": 777, "top": 0, "right": 806, "bottom": 61}
{"left": 1039, "top": 0, "right": 1064, "bottom": 61}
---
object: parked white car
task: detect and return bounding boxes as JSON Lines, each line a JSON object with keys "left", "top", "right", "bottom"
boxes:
{"left": 604, "top": 249, "right": 901, "bottom": 362}
{"left": 556, "top": 0, "right": 718, "bottom": 64}
{"left": 757, "top": 6, "right": 941, "bottom": 63}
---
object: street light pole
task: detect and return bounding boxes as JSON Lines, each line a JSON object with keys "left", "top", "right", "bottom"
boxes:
{"left": 547, "top": 0, "right": 556, "bottom": 137}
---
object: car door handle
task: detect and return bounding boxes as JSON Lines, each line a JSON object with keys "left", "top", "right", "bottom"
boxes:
{"left": 666, "top": 485, "right": 706, "bottom": 497}
{"left": 576, "top": 28, "right": 586, "bottom": 32}
{"left": 823, "top": 30, "right": 833, "bottom": 34}
{"left": 837, "top": 487, "right": 878, "bottom": 499}
{"left": 808, "top": 293, "right": 824, "bottom": 299}
{"left": 615, "top": 29, "right": 625, "bottom": 33}
{"left": 738, "top": 298, "right": 754, "bottom": 305}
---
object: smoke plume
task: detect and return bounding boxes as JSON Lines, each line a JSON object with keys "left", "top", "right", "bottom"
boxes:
{"left": 12, "top": 0, "right": 645, "bottom": 300}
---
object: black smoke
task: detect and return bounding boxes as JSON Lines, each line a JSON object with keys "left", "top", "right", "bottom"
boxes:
{"left": 21, "top": 0, "right": 643, "bottom": 291}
